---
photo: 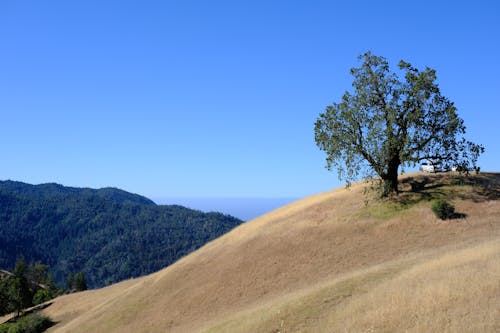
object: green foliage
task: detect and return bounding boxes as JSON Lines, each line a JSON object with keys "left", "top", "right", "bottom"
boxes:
{"left": 0, "top": 314, "right": 54, "bottom": 333}
{"left": 74, "top": 272, "right": 87, "bottom": 291}
{"left": 0, "top": 277, "right": 13, "bottom": 315}
{"left": 10, "top": 259, "right": 32, "bottom": 317}
{"left": 0, "top": 259, "right": 62, "bottom": 316}
{"left": 32, "top": 289, "right": 50, "bottom": 305}
{"left": 0, "top": 180, "right": 243, "bottom": 288}
{"left": 431, "top": 200, "right": 455, "bottom": 220}
{"left": 29, "top": 263, "right": 48, "bottom": 287}
{"left": 315, "top": 52, "right": 484, "bottom": 197}
{"left": 67, "top": 273, "right": 73, "bottom": 291}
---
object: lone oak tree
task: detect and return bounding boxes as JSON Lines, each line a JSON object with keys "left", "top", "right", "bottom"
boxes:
{"left": 315, "top": 52, "right": 484, "bottom": 196}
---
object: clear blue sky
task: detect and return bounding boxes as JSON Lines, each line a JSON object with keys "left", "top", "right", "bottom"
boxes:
{"left": 1, "top": 1, "right": 499, "bottom": 201}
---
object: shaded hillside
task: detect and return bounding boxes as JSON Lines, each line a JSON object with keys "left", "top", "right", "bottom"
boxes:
{"left": 37, "top": 173, "right": 500, "bottom": 333}
{"left": 0, "top": 181, "right": 242, "bottom": 288}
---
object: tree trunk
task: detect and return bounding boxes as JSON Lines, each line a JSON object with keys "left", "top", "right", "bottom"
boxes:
{"left": 382, "top": 158, "right": 400, "bottom": 197}
{"left": 382, "top": 175, "right": 398, "bottom": 196}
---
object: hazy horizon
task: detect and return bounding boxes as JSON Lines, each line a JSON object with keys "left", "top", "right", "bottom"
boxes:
{"left": 154, "top": 197, "right": 298, "bottom": 221}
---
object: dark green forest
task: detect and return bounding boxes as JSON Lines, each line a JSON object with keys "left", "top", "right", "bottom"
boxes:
{"left": 0, "top": 181, "right": 242, "bottom": 288}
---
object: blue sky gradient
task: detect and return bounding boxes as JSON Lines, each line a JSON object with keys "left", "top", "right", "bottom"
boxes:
{"left": 1, "top": 1, "right": 499, "bottom": 209}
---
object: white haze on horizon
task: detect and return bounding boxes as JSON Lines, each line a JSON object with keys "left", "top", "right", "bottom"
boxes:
{"left": 153, "top": 197, "right": 298, "bottom": 221}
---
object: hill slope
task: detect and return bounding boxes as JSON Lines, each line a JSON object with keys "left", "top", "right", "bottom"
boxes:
{"left": 0, "top": 180, "right": 242, "bottom": 288}
{"left": 38, "top": 173, "right": 500, "bottom": 332}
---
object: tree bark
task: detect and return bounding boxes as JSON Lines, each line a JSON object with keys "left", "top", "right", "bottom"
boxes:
{"left": 382, "top": 158, "right": 400, "bottom": 197}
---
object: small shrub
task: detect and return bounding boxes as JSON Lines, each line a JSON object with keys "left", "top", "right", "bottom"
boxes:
{"left": 432, "top": 199, "right": 455, "bottom": 220}
{"left": 0, "top": 314, "right": 54, "bottom": 333}
{"left": 32, "top": 290, "right": 51, "bottom": 306}
{"left": 0, "top": 324, "right": 8, "bottom": 333}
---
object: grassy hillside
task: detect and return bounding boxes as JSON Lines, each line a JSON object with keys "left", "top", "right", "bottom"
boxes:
{"left": 0, "top": 180, "right": 242, "bottom": 288}
{"left": 34, "top": 173, "right": 499, "bottom": 332}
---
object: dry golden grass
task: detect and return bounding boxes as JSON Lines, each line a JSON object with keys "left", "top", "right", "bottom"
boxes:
{"left": 38, "top": 173, "right": 500, "bottom": 333}
{"left": 209, "top": 240, "right": 499, "bottom": 333}
{"left": 329, "top": 240, "right": 500, "bottom": 333}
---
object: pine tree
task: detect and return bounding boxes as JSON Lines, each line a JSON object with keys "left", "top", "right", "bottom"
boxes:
{"left": 74, "top": 272, "right": 87, "bottom": 291}
{"left": 0, "top": 277, "right": 12, "bottom": 315}
{"left": 67, "top": 273, "right": 74, "bottom": 291}
{"left": 10, "top": 257, "right": 32, "bottom": 317}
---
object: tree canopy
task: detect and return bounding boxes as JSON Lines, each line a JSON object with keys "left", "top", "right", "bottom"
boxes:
{"left": 74, "top": 272, "right": 87, "bottom": 291}
{"left": 315, "top": 52, "right": 484, "bottom": 196}
{"left": 10, "top": 258, "right": 32, "bottom": 317}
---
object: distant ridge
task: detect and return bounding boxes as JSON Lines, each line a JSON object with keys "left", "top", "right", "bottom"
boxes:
{"left": 0, "top": 180, "right": 242, "bottom": 288}
{"left": 0, "top": 180, "right": 156, "bottom": 206}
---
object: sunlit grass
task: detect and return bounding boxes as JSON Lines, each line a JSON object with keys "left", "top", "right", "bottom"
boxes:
{"left": 205, "top": 241, "right": 500, "bottom": 333}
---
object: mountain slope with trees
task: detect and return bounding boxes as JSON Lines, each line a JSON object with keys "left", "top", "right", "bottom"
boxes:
{"left": 0, "top": 180, "right": 242, "bottom": 288}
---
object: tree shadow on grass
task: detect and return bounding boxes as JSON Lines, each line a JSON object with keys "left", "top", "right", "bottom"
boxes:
{"left": 398, "top": 173, "right": 500, "bottom": 205}
{"left": 452, "top": 212, "right": 467, "bottom": 219}
{"left": 438, "top": 212, "right": 468, "bottom": 220}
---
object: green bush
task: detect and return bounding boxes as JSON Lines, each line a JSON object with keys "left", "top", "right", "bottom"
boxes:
{"left": 432, "top": 199, "right": 455, "bottom": 220}
{"left": 32, "top": 290, "right": 51, "bottom": 306}
{"left": 0, "top": 314, "right": 53, "bottom": 333}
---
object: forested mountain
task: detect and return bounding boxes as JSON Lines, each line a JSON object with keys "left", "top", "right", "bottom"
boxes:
{"left": 0, "top": 180, "right": 242, "bottom": 288}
